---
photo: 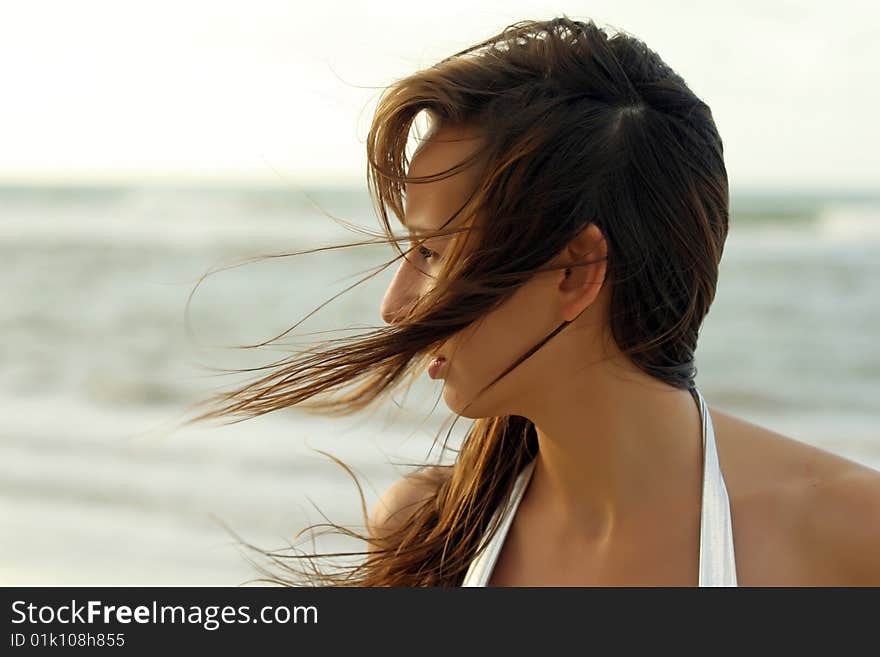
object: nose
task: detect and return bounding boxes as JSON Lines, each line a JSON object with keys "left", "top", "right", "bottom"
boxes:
{"left": 380, "top": 258, "right": 427, "bottom": 325}
{"left": 381, "top": 293, "right": 413, "bottom": 325}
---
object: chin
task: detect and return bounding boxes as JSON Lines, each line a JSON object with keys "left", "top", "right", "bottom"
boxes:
{"left": 442, "top": 384, "right": 494, "bottom": 419}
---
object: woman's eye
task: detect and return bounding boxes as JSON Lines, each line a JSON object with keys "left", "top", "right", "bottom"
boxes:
{"left": 417, "top": 244, "right": 437, "bottom": 261}
{"left": 399, "top": 238, "right": 439, "bottom": 264}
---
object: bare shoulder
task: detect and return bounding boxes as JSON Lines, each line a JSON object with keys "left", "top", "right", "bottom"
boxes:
{"left": 796, "top": 462, "right": 880, "bottom": 585}
{"left": 709, "top": 405, "right": 880, "bottom": 584}
{"left": 367, "top": 465, "right": 450, "bottom": 548}
{"left": 707, "top": 405, "right": 876, "bottom": 496}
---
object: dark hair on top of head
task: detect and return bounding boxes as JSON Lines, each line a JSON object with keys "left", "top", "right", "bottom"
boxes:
{"left": 173, "top": 14, "right": 729, "bottom": 586}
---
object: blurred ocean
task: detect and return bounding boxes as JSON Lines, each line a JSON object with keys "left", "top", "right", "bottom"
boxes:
{"left": 1, "top": 184, "right": 878, "bottom": 585}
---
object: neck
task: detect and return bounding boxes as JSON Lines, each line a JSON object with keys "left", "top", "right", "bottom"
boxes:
{"left": 518, "top": 359, "right": 704, "bottom": 546}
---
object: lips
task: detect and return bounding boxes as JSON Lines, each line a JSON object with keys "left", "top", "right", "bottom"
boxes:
{"left": 427, "top": 355, "right": 447, "bottom": 379}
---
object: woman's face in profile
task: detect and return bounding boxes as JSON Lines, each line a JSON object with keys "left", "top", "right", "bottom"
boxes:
{"left": 380, "top": 124, "right": 580, "bottom": 419}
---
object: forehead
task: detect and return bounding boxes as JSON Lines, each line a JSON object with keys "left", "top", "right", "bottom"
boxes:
{"left": 404, "top": 124, "right": 484, "bottom": 235}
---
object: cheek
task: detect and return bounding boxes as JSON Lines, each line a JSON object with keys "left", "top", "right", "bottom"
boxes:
{"left": 462, "top": 321, "right": 513, "bottom": 369}
{"left": 449, "top": 293, "right": 540, "bottom": 380}
{"left": 440, "top": 310, "right": 531, "bottom": 417}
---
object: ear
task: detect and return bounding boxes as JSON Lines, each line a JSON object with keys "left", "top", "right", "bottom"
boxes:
{"left": 558, "top": 223, "right": 608, "bottom": 323}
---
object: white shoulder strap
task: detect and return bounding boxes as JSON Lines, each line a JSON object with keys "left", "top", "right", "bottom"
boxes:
{"left": 694, "top": 387, "right": 739, "bottom": 587}
{"left": 461, "top": 459, "right": 536, "bottom": 586}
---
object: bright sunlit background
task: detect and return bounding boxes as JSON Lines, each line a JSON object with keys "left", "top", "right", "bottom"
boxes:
{"left": 1, "top": 1, "right": 878, "bottom": 585}
{"left": 2, "top": 0, "right": 878, "bottom": 188}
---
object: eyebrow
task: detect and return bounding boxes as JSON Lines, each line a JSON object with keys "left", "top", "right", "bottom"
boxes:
{"left": 405, "top": 221, "right": 432, "bottom": 236}
{"left": 403, "top": 210, "right": 466, "bottom": 244}
{"left": 406, "top": 217, "right": 460, "bottom": 237}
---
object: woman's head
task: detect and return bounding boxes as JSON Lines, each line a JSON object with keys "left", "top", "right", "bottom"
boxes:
{"left": 181, "top": 15, "right": 729, "bottom": 586}
{"left": 370, "top": 15, "right": 727, "bottom": 421}
{"left": 381, "top": 121, "right": 614, "bottom": 420}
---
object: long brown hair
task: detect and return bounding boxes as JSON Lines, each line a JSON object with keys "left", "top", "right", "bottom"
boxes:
{"left": 177, "top": 15, "right": 729, "bottom": 586}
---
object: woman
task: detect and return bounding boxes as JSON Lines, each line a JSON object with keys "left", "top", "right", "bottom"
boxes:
{"left": 184, "top": 16, "right": 880, "bottom": 586}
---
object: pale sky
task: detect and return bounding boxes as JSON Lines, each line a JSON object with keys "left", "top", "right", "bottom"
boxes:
{"left": 1, "top": 0, "right": 877, "bottom": 190}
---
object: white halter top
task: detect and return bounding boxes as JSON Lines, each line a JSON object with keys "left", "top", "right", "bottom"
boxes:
{"left": 461, "top": 387, "right": 738, "bottom": 586}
